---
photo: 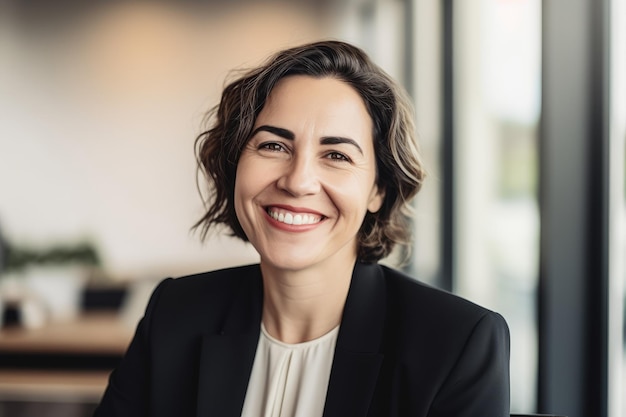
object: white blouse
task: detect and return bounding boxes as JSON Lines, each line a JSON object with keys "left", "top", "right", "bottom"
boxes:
{"left": 240, "top": 323, "right": 339, "bottom": 417}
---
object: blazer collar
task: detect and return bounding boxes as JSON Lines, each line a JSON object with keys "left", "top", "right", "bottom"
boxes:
{"left": 195, "top": 262, "right": 387, "bottom": 417}
{"left": 196, "top": 266, "right": 264, "bottom": 417}
{"left": 323, "top": 261, "right": 387, "bottom": 417}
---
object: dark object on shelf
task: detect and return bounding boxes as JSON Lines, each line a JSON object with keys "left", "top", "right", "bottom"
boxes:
{"left": 0, "top": 224, "right": 6, "bottom": 273}
{"left": 82, "top": 287, "right": 127, "bottom": 312}
{"left": 1, "top": 303, "right": 21, "bottom": 327}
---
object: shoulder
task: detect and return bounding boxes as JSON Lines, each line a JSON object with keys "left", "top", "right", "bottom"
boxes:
{"left": 166, "top": 264, "right": 260, "bottom": 296}
{"left": 381, "top": 265, "right": 498, "bottom": 317}
{"left": 145, "top": 264, "right": 261, "bottom": 323}
{"left": 378, "top": 265, "right": 508, "bottom": 348}
{"left": 377, "top": 267, "right": 510, "bottom": 413}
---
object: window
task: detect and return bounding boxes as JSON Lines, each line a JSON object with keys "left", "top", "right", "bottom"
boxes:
{"left": 452, "top": 0, "right": 541, "bottom": 412}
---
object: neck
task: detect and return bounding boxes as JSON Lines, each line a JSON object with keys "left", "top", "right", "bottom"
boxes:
{"left": 260, "top": 258, "right": 356, "bottom": 344}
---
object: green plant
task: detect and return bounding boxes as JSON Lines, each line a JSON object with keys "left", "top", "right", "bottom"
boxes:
{"left": 4, "top": 241, "right": 101, "bottom": 273}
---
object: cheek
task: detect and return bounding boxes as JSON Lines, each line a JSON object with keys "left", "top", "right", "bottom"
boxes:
{"left": 326, "top": 178, "right": 375, "bottom": 217}
{"left": 234, "top": 158, "right": 264, "bottom": 219}
{"left": 233, "top": 164, "right": 249, "bottom": 220}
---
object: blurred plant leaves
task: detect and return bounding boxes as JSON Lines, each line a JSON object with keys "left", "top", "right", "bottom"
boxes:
{"left": 4, "top": 241, "right": 101, "bottom": 273}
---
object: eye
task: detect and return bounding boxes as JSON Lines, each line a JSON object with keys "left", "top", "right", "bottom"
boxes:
{"left": 325, "top": 151, "right": 351, "bottom": 162}
{"left": 259, "top": 142, "right": 287, "bottom": 152}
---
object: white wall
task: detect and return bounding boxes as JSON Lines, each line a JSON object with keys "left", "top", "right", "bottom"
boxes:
{"left": 0, "top": 1, "right": 342, "bottom": 280}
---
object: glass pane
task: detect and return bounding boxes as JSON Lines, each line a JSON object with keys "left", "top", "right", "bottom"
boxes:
{"left": 621, "top": 140, "right": 626, "bottom": 417}
{"left": 453, "top": 0, "right": 541, "bottom": 412}
{"left": 411, "top": 0, "right": 444, "bottom": 286}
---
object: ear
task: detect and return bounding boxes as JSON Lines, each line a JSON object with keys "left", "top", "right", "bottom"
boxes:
{"left": 367, "top": 185, "right": 385, "bottom": 213}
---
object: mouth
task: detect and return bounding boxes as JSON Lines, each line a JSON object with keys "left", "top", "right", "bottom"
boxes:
{"left": 266, "top": 207, "right": 325, "bottom": 226}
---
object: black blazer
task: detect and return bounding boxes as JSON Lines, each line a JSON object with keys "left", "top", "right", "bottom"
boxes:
{"left": 95, "top": 262, "right": 510, "bottom": 417}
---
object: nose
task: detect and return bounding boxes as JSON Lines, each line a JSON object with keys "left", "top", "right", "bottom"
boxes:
{"left": 276, "top": 154, "right": 321, "bottom": 197}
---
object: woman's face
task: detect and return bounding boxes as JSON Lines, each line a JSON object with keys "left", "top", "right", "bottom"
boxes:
{"left": 234, "top": 75, "right": 384, "bottom": 273}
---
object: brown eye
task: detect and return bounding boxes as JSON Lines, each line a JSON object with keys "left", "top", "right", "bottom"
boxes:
{"left": 326, "top": 152, "right": 350, "bottom": 162}
{"left": 259, "top": 142, "right": 286, "bottom": 152}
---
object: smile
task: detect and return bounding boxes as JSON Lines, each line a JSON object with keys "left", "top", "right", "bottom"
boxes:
{"left": 266, "top": 207, "right": 323, "bottom": 225}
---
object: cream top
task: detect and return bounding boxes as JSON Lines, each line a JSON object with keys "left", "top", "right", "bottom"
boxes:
{"left": 240, "top": 323, "right": 339, "bottom": 417}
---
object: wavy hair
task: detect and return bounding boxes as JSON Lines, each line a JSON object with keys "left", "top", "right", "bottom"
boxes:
{"left": 193, "top": 40, "right": 425, "bottom": 263}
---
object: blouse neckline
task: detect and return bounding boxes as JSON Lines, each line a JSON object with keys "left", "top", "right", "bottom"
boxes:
{"left": 260, "top": 322, "right": 340, "bottom": 349}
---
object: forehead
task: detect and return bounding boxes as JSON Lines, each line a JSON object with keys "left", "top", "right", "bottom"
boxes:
{"left": 256, "top": 76, "right": 373, "bottom": 136}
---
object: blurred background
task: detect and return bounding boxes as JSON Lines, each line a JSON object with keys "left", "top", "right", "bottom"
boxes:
{"left": 0, "top": 0, "right": 623, "bottom": 416}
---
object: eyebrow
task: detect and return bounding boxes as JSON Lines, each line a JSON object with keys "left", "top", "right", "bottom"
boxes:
{"left": 320, "top": 136, "right": 363, "bottom": 155}
{"left": 251, "top": 125, "right": 294, "bottom": 140}
{"left": 251, "top": 125, "right": 364, "bottom": 155}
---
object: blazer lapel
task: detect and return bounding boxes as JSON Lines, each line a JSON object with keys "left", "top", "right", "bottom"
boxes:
{"left": 323, "top": 262, "right": 387, "bottom": 417}
{"left": 196, "top": 267, "right": 263, "bottom": 417}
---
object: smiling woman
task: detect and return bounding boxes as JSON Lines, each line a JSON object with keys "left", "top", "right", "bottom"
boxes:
{"left": 234, "top": 76, "right": 384, "bottom": 278}
{"left": 94, "top": 40, "right": 511, "bottom": 417}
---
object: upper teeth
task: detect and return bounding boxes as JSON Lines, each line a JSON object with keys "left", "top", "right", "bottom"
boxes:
{"left": 268, "top": 209, "right": 321, "bottom": 225}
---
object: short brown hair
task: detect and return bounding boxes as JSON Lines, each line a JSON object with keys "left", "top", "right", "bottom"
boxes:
{"left": 194, "top": 40, "right": 425, "bottom": 263}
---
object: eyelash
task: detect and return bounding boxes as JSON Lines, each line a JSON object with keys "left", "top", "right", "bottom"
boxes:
{"left": 325, "top": 152, "right": 351, "bottom": 162}
{"left": 258, "top": 142, "right": 287, "bottom": 152}
{"left": 257, "top": 142, "right": 352, "bottom": 163}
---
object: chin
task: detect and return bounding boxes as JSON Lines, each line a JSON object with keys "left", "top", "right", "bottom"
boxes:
{"left": 260, "top": 251, "right": 322, "bottom": 272}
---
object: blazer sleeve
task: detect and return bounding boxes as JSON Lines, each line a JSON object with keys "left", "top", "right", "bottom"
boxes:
{"left": 430, "top": 311, "right": 511, "bottom": 417}
{"left": 93, "top": 278, "right": 172, "bottom": 417}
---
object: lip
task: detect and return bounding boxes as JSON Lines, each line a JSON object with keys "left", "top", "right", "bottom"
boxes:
{"left": 265, "top": 204, "right": 325, "bottom": 216}
{"left": 262, "top": 204, "right": 326, "bottom": 231}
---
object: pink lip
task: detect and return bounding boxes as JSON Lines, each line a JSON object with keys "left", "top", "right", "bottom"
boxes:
{"left": 262, "top": 205, "right": 326, "bottom": 232}
{"left": 265, "top": 204, "right": 325, "bottom": 216}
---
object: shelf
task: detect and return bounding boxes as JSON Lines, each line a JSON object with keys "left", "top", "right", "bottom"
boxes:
{"left": 0, "top": 312, "right": 134, "bottom": 355}
{"left": 0, "top": 369, "right": 110, "bottom": 402}
{"left": 0, "top": 312, "right": 133, "bottom": 402}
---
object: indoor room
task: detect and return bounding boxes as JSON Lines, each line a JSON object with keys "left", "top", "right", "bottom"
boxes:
{"left": 0, "top": 1, "right": 624, "bottom": 416}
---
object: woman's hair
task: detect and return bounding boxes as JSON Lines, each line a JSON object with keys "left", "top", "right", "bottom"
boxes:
{"left": 194, "top": 40, "right": 425, "bottom": 263}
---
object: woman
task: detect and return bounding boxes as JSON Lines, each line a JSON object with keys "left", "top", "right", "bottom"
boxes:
{"left": 95, "top": 40, "right": 510, "bottom": 417}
